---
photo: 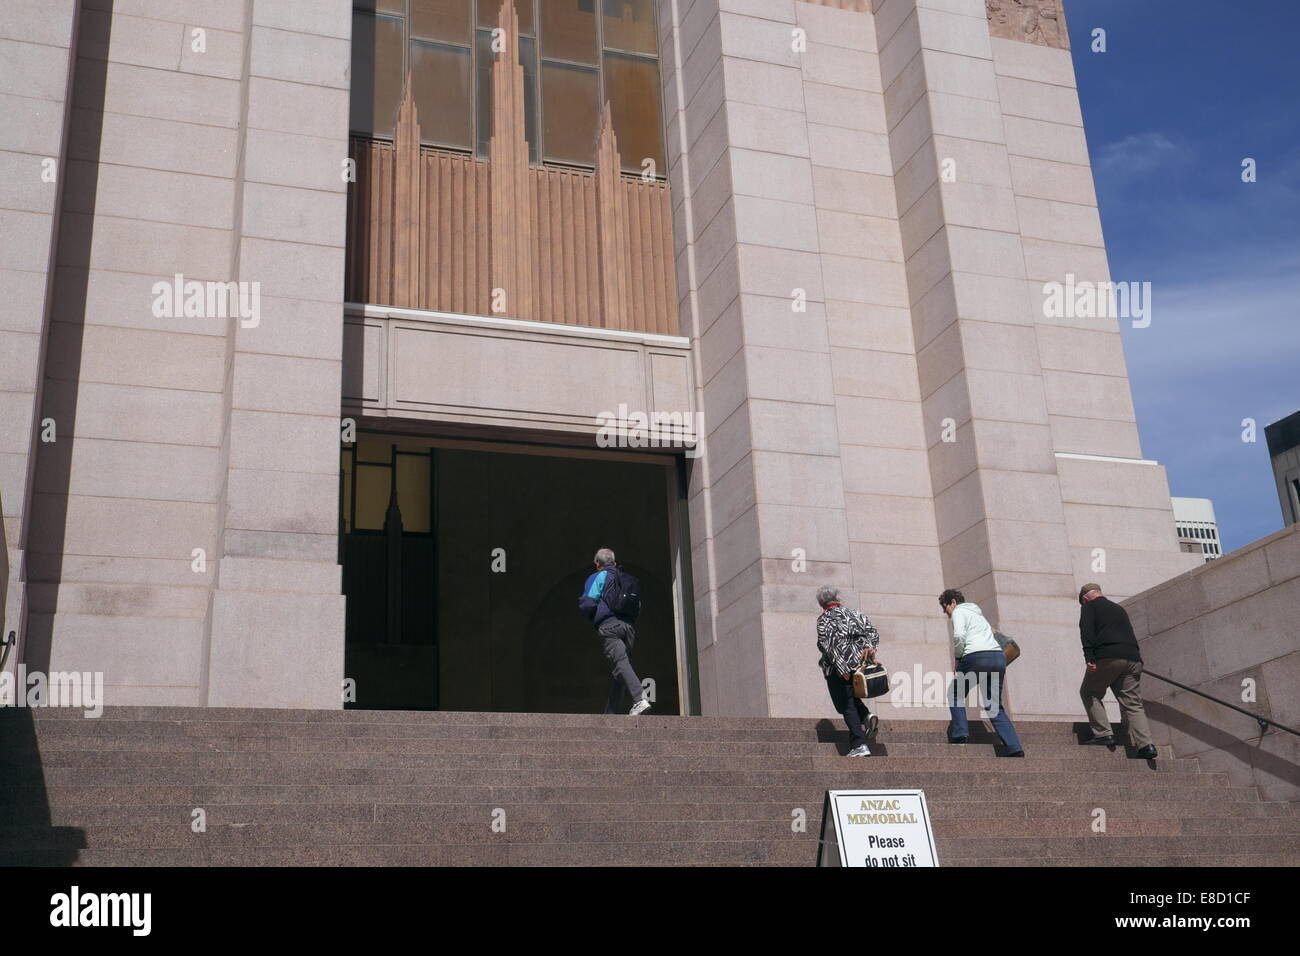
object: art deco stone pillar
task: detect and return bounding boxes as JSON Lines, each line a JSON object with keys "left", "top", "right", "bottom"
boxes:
{"left": 0, "top": 1, "right": 78, "bottom": 680}
{"left": 206, "top": 0, "right": 350, "bottom": 709}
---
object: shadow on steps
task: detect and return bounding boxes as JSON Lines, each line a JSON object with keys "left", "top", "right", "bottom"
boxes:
{"left": 0, "top": 709, "right": 86, "bottom": 866}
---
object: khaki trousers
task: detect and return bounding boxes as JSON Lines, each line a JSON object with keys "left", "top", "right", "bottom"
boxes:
{"left": 1080, "top": 658, "right": 1153, "bottom": 749}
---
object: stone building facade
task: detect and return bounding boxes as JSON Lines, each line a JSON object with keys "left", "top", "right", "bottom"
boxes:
{"left": 0, "top": 0, "right": 1199, "bottom": 718}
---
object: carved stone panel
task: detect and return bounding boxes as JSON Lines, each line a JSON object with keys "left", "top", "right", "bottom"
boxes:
{"left": 986, "top": 0, "right": 1070, "bottom": 50}
{"left": 343, "top": 306, "right": 694, "bottom": 441}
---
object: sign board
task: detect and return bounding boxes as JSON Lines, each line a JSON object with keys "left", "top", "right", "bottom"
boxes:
{"left": 816, "top": 789, "right": 939, "bottom": 867}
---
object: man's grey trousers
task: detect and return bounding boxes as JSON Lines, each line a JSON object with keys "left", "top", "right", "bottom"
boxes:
{"left": 597, "top": 617, "right": 643, "bottom": 714}
{"left": 1080, "top": 658, "right": 1154, "bottom": 749}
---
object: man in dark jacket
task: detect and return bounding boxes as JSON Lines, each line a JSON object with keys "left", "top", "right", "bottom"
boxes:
{"left": 1077, "top": 583, "right": 1157, "bottom": 758}
{"left": 579, "top": 548, "right": 650, "bottom": 716}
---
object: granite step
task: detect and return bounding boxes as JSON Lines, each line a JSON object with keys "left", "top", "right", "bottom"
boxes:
{"left": 14, "top": 723, "right": 1108, "bottom": 746}
{"left": 11, "top": 765, "right": 1233, "bottom": 789}
{"left": 2, "top": 735, "right": 1170, "bottom": 757}
{"left": 10, "top": 749, "right": 1202, "bottom": 773}
{"left": 939, "top": 856, "right": 1296, "bottom": 868}
{"left": 2, "top": 780, "right": 1261, "bottom": 808}
{"left": 5, "top": 834, "right": 1297, "bottom": 868}
{"left": 0, "top": 812, "right": 1292, "bottom": 853}
{"left": 4, "top": 846, "right": 1296, "bottom": 868}
{"left": 12, "top": 712, "right": 1138, "bottom": 743}
{"left": 6, "top": 796, "right": 1292, "bottom": 827}
{"left": 13, "top": 708, "right": 1100, "bottom": 732}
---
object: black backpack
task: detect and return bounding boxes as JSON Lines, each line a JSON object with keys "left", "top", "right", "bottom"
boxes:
{"left": 603, "top": 568, "right": 641, "bottom": 622}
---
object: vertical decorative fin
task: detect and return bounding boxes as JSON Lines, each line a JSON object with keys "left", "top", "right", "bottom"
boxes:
{"left": 488, "top": 0, "right": 533, "bottom": 320}
{"left": 393, "top": 74, "right": 422, "bottom": 308}
{"left": 595, "top": 103, "right": 632, "bottom": 330}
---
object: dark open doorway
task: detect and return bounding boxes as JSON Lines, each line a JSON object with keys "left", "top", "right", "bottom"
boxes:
{"left": 339, "top": 437, "right": 686, "bottom": 714}
{"left": 339, "top": 440, "right": 438, "bottom": 708}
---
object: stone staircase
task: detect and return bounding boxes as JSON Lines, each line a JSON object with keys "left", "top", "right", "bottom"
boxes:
{"left": 2, "top": 707, "right": 1296, "bottom": 866}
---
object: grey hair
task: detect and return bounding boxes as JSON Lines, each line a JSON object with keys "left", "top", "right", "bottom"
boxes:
{"left": 816, "top": 585, "right": 839, "bottom": 608}
{"left": 594, "top": 548, "right": 617, "bottom": 568}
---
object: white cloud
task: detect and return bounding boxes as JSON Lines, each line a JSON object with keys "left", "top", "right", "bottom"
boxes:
{"left": 1124, "top": 257, "right": 1300, "bottom": 372}
{"left": 1095, "top": 131, "right": 1187, "bottom": 180}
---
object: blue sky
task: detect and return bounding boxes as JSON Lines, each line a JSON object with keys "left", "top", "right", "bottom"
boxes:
{"left": 1065, "top": 0, "right": 1299, "bottom": 551}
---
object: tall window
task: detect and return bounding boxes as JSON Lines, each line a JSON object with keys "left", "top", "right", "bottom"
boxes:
{"left": 350, "top": 0, "right": 665, "bottom": 174}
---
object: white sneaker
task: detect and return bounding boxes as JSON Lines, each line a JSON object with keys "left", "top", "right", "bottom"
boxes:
{"left": 629, "top": 697, "right": 652, "bottom": 716}
{"left": 846, "top": 744, "right": 871, "bottom": 757}
{"left": 865, "top": 715, "right": 880, "bottom": 741}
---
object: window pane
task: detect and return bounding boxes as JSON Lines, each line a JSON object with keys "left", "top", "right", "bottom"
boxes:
{"left": 354, "top": 465, "right": 389, "bottom": 530}
{"left": 476, "top": 30, "right": 491, "bottom": 156}
{"left": 411, "top": 0, "right": 472, "bottom": 44}
{"left": 350, "top": 13, "right": 405, "bottom": 138}
{"left": 541, "top": 61, "right": 598, "bottom": 165}
{"left": 604, "top": 52, "right": 663, "bottom": 174}
{"left": 356, "top": 440, "right": 392, "bottom": 463}
{"left": 411, "top": 40, "right": 473, "bottom": 149}
{"left": 340, "top": 448, "right": 354, "bottom": 533}
{"left": 602, "top": 0, "right": 656, "bottom": 54}
{"left": 477, "top": 0, "right": 534, "bottom": 35}
{"left": 356, "top": 0, "right": 407, "bottom": 15}
{"left": 519, "top": 35, "right": 539, "bottom": 162}
{"left": 540, "top": 0, "right": 596, "bottom": 65}
{"left": 476, "top": 30, "right": 538, "bottom": 163}
{"left": 341, "top": 471, "right": 353, "bottom": 532}
{"left": 396, "top": 454, "right": 431, "bottom": 533}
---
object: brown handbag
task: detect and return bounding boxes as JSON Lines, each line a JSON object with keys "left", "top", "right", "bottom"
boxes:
{"left": 852, "top": 661, "right": 889, "bottom": 699}
{"left": 993, "top": 629, "right": 1021, "bottom": 664}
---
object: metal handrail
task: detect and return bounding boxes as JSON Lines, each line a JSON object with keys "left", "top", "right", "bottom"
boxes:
{"left": 1144, "top": 668, "right": 1299, "bottom": 738}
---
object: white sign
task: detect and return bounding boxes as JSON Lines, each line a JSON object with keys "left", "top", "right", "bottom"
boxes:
{"left": 816, "top": 789, "right": 939, "bottom": 867}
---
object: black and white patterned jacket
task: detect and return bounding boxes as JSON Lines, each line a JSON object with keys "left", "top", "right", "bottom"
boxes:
{"left": 816, "top": 604, "right": 881, "bottom": 678}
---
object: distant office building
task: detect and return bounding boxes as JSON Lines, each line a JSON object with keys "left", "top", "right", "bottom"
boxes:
{"left": 1172, "top": 498, "right": 1223, "bottom": 562}
{"left": 1265, "top": 411, "right": 1300, "bottom": 527}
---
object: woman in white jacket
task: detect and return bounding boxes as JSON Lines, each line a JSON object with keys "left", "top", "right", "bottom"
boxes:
{"left": 940, "top": 588, "right": 1024, "bottom": 756}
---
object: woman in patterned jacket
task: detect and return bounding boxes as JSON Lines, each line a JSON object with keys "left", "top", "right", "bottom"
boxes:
{"left": 815, "top": 586, "right": 881, "bottom": 757}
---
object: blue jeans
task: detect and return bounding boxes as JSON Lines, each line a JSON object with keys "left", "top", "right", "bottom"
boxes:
{"left": 948, "top": 650, "right": 1023, "bottom": 753}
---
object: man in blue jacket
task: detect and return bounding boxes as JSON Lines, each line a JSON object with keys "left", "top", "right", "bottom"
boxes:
{"left": 579, "top": 548, "right": 651, "bottom": 715}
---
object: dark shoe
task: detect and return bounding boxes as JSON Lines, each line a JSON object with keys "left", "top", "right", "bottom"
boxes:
{"left": 1081, "top": 735, "right": 1116, "bottom": 746}
{"left": 948, "top": 736, "right": 968, "bottom": 744}
{"left": 1003, "top": 751, "right": 1025, "bottom": 758}
{"left": 1133, "top": 745, "right": 1158, "bottom": 760}
{"left": 865, "top": 714, "right": 880, "bottom": 741}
